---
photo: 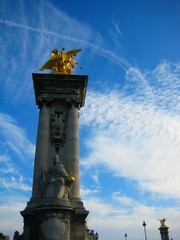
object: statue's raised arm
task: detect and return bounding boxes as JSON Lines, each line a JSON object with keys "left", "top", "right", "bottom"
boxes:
{"left": 39, "top": 48, "right": 82, "bottom": 74}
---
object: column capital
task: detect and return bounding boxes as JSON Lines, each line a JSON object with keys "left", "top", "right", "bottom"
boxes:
{"left": 37, "top": 96, "right": 53, "bottom": 108}
{"left": 33, "top": 73, "right": 88, "bottom": 108}
{"left": 66, "top": 97, "right": 81, "bottom": 109}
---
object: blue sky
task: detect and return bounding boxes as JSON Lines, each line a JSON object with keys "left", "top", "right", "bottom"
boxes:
{"left": 0, "top": 0, "right": 180, "bottom": 239}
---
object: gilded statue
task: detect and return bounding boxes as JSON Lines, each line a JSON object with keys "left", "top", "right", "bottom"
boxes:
{"left": 39, "top": 48, "right": 82, "bottom": 74}
{"left": 160, "top": 218, "right": 167, "bottom": 227}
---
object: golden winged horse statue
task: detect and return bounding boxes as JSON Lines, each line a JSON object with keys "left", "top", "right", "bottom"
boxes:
{"left": 39, "top": 48, "right": 82, "bottom": 74}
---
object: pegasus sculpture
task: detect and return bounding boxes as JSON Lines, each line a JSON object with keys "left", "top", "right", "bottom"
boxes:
{"left": 39, "top": 48, "right": 82, "bottom": 74}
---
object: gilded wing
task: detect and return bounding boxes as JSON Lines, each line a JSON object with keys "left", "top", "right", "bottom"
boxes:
{"left": 39, "top": 48, "right": 82, "bottom": 74}
{"left": 39, "top": 58, "right": 58, "bottom": 71}
{"left": 64, "top": 49, "right": 82, "bottom": 61}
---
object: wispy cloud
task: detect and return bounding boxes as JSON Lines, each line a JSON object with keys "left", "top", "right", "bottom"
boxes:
{"left": 0, "top": 112, "right": 35, "bottom": 161}
{"left": 112, "top": 19, "right": 125, "bottom": 39}
{"left": 0, "top": 18, "right": 131, "bottom": 71}
{"left": 0, "top": 154, "right": 15, "bottom": 174}
{"left": 90, "top": 170, "right": 100, "bottom": 186}
{"left": 80, "top": 61, "right": 180, "bottom": 198}
{"left": 109, "top": 19, "right": 125, "bottom": 49}
{"left": 80, "top": 187, "right": 101, "bottom": 197}
{"left": 0, "top": 197, "right": 29, "bottom": 238}
{"left": 1, "top": 176, "right": 31, "bottom": 192}
{"left": 0, "top": 0, "right": 132, "bottom": 102}
{"left": 82, "top": 192, "right": 180, "bottom": 240}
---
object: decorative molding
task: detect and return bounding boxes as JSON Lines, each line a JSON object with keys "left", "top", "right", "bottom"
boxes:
{"left": 37, "top": 96, "right": 53, "bottom": 108}
{"left": 66, "top": 97, "right": 81, "bottom": 109}
{"left": 50, "top": 109, "right": 67, "bottom": 149}
{"left": 40, "top": 86, "right": 79, "bottom": 95}
{"left": 39, "top": 212, "right": 69, "bottom": 240}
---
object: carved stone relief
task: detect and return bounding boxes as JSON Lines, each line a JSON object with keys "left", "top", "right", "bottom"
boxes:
{"left": 50, "top": 109, "right": 67, "bottom": 149}
{"left": 39, "top": 212, "right": 69, "bottom": 240}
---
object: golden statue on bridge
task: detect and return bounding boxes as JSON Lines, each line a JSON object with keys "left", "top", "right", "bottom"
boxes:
{"left": 159, "top": 218, "right": 167, "bottom": 227}
{"left": 39, "top": 48, "right": 82, "bottom": 74}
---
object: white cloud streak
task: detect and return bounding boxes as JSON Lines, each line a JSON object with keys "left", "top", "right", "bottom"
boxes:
{"left": 80, "top": 61, "right": 180, "bottom": 198}
{"left": 112, "top": 19, "right": 125, "bottom": 39}
{"left": 0, "top": 154, "right": 15, "bottom": 174}
{"left": 0, "top": 19, "right": 131, "bottom": 71}
{"left": 0, "top": 112, "right": 35, "bottom": 161}
{"left": 109, "top": 19, "right": 125, "bottom": 49}
{"left": 1, "top": 176, "right": 31, "bottom": 191}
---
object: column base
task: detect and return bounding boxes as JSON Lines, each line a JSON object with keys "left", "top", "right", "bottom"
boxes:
{"left": 21, "top": 197, "right": 89, "bottom": 240}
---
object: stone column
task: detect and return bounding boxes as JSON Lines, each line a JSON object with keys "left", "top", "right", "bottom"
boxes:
{"left": 66, "top": 99, "right": 80, "bottom": 200}
{"left": 159, "top": 219, "right": 170, "bottom": 240}
{"left": 21, "top": 74, "right": 89, "bottom": 240}
{"left": 32, "top": 99, "right": 50, "bottom": 200}
{"left": 159, "top": 226, "right": 170, "bottom": 240}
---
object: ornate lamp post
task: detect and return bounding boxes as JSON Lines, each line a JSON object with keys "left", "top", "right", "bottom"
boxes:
{"left": 142, "top": 221, "right": 147, "bottom": 240}
{"left": 125, "top": 233, "right": 127, "bottom": 240}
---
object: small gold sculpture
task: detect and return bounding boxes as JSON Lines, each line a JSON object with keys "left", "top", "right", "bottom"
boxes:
{"left": 39, "top": 48, "right": 82, "bottom": 74}
{"left": 68, "top": 172, "right": 75, "bottom": 184}
{"left": 68, "top": 176, "right": 75, "bottom": 183}
{"left": 160, "top": 218, "right": 167, "bottom": 227}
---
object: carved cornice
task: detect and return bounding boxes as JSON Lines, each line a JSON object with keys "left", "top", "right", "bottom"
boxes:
{"left": 33, "top": 73, "right": 88, "bottom": 108}
{"left": 40, "top": 87, "right": 79, "bottom": 95}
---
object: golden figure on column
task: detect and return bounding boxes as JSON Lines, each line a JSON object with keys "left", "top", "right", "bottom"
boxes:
{"left": 39, "top": 48, "right": 82, "bottom": 74}
{"left": 160, "top": 218, "right": 167, "bottom": 227}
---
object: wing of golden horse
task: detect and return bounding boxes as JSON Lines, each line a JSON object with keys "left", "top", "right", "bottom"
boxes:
{"left": 39, "top": 58, "right": 57, "bottom": 71}
{"left": 64, "top": 49, "right": 82, "bottom": 60}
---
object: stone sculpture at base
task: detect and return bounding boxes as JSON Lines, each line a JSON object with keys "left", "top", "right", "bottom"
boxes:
{"left": 41, "top": 154, "right": 73, "bottom": 199}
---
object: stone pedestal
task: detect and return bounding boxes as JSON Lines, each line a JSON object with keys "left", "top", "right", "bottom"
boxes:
{"left": 21, "top": 74, "right": 89, "bottom": 240}
{"left": 159, "top": 226, "right": 170, "bottom": 240}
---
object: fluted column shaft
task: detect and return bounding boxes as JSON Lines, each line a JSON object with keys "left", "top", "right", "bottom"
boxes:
{"left": 32, "top": 102, "right": 50, "bottom": 199}
{"left": 67, "top": 103, "right": 80, "bottom": 199}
